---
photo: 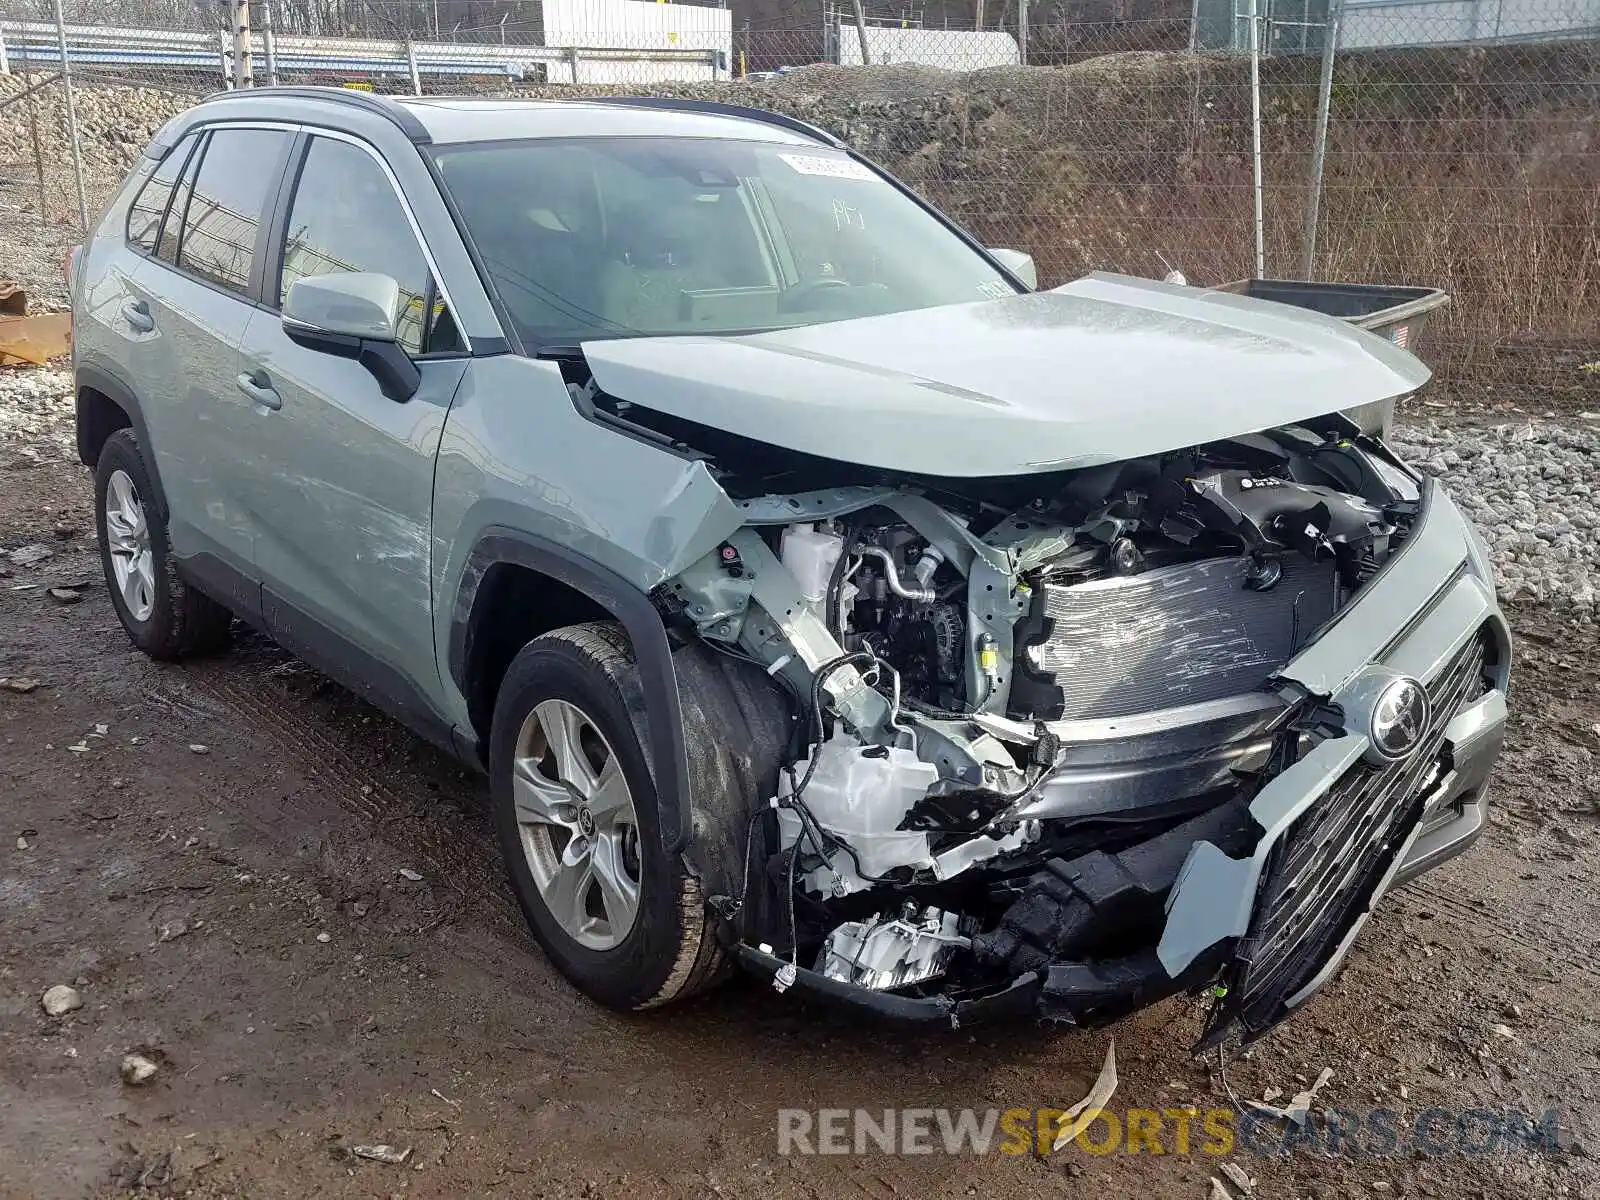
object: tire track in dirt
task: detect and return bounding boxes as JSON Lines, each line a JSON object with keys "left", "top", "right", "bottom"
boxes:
{"left": 184, "top": 655, "right": 530, "bottom": 948}
{"left": 189, "top": 657, "right": 607, "bottom": 1015}
{"left": 1392, "top": 868, "right": 1600, "bottom": 985}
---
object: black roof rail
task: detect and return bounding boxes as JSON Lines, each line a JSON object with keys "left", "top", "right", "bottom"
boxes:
{"left": 197, "top": 85, "right": 432, "bottom": 143}
{"left": 586, "top": 97, "right": 843, "bottom": 149}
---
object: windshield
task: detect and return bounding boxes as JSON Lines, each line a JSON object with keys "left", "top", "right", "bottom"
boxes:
{"left": 430, "top": 137, "right": 1018, "bottom": 344}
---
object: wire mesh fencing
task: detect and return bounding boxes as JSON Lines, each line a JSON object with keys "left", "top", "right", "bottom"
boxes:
{"left": 1, "top": 0, "right": 1595, "bottom": 401}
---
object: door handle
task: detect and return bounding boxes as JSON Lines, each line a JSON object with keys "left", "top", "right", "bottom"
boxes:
{"left": 236, "top": 370, "right": 282, "bottom": 411}
{"left": 121, "top": 300, "right": 154, "bottom": 332}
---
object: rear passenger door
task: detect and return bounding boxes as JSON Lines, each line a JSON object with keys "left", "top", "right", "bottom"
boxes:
{"left": 124, "top": 124, "right": 294, "bottom": 605}
{"left": 236, "top": 132, "right": 468, "bottom": 731}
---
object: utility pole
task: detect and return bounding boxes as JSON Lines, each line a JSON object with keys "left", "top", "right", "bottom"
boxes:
{"left": 231, "top": 0, "right": 253, "bottom": 87}
{"left": 1301, "top": 0, "right": 1343, "bottom": 278}
{"left": 1247, "top": 0, "right": 1266, "bottom": 278}
{"left": 260, "top": 0, "right": 279, "bottom": 86}
{"left": 1017, "top": 0, "right": 1027, "bottom": 63}
{"left": 850, "top": 0, "right": 872, "bottom": 63}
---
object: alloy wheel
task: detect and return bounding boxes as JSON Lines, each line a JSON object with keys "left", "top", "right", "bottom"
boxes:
{"left": 511, "top": 698, "right": 642, "bottom": 950}
{"left": 104, "top": 468, "right": 155, "bottom": 623}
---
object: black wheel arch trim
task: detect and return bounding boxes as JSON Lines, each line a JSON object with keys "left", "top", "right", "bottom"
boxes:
{"left": 75, "top": 363, "right": 169, "bottom": 522}
{"left": 449, "top": 529, "right": 692, "bottom": 856}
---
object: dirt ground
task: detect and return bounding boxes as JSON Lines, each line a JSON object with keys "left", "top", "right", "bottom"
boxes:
{"left": 3, "top": 338, "right": 1599, "bottom": 1198}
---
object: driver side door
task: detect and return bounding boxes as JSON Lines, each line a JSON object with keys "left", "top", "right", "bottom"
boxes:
{"left": 236, "top": 131, "right": 468, "bottom": 736}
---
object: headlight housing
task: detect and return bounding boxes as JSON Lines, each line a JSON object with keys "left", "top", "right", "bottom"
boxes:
{"left": 1461, "top": 516, "right": 1497, "bottom": 590}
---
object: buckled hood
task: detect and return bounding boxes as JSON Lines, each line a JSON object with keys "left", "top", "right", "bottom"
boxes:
{"left": 579, "top": 272, "right": 1429, "bottom": 478}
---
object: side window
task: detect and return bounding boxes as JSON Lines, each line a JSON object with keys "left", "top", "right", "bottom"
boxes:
{"left": 173, "top": 128, "right": 289, "bottom": 297}
{"left": 126, "top": 133, "right": 198, "bottom": 253}
{"left": 279, "top": 136, "right": 443, "bottom": 355}
{"left": 155, "top": 135, "right": 203, "bottom": 265}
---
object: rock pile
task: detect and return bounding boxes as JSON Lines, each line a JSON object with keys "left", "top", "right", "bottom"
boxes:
{"left": 1394, "top": 420, "right": 1600, "bottom": 614}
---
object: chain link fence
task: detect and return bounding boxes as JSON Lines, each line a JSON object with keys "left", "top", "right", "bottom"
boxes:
{"left": 2, "top": 0, "right": 1596, "bottom": 401}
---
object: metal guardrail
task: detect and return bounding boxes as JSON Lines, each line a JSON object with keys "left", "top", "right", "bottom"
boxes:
{"left": 0, "top": 19, "right": 722, "bottom": 82}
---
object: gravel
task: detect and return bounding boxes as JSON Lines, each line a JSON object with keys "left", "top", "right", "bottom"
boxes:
{"left": 0, "top": 366, "right": 74, "bottom": 470}
{"left": 1393, "top": 419, "right": 1600, "bottom": 616}
{"left": 0, "top": 76, "right": 195, "bottom": 240}
{"left": 3, "top": 360, "right": 1596, "bottom": 617}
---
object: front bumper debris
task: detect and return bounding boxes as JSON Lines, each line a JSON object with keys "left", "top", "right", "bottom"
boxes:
{"left": 730, "top": 942, "right": 1045, "bottom": 1025}
{"left": 1159, "top": 484, "right": 1509, "bottom": 1043}
{"left": 733, "top": 483, "right": 1509, "bottom": 1036}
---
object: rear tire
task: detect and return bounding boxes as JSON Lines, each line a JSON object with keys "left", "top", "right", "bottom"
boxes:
{"left": 489, "top": 622, "right": 724, "bottom": 1010}
{"left": 94, "top": 428, "right": 232, "bottom": 661}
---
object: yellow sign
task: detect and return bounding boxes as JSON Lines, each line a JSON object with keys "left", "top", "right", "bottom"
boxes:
{"left": 342, "top": 81, "right": 374, "bottom": 92}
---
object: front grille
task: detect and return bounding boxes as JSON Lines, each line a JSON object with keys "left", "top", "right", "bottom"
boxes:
{"left": 1222, "top": 629, "right": 1491, "bottom": 1038}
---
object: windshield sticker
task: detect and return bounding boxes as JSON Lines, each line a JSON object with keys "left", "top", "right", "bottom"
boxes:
{"left": 778, "top": 153, "right": 876, "bottom": 181}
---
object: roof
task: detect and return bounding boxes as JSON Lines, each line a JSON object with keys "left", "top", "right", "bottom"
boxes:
{"left": 191, "top": 87, "right": 836, "bottom": 149}
{"left": 397, "top": 97, "right": 828, "bottom": 147}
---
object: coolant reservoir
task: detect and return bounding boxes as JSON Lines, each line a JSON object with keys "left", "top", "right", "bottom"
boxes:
{"left": 784, "top": 734, "right": 939, "bottom": 887}
{"left": 780, "top": 524, "right": 844, "bottom": 605}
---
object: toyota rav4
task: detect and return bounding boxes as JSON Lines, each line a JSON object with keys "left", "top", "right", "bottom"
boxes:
{"left": 71, "top": 87, "right": 1509, "bottom": 1041}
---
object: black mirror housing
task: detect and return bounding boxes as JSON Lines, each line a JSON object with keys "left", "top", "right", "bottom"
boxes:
{"left": 284, "top": 323, "right": 420, "bottom": 402}
{"left": 359, "top": 340, "right": 423, "bottom": 403}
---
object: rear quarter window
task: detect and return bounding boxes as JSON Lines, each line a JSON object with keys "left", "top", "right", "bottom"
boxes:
{"left": 125, "top": 134, "right": 199, "bottom": 254}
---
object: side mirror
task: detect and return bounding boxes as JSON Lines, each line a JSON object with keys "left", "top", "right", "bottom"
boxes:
{"left": 282, "top": 272, "right": 420, "bottom": 402}
{"left": 988, "top": 248, "right": 1037, "bottom": 290}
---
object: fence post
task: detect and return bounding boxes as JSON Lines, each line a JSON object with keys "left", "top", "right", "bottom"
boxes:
{"left": 1247, "top": 0, "right": 1266, "bottom": 278}
{"left": 219, "top": 30, "right": 232, "bottom": 88}
{"left": 261, "top": 0, "right": 280, "bottom": 86}
{"left": 406, "top": 39, "right": 422, "bottom": 94}
{"left": 1018, "top": 0, "right": 1028, "bottom": 64}
{"left": 232, "top": 0, "right": 253, "bottom": 88}
{"left": 849, "top": 0, "right": 872, "bottom": 65}
{"left": 18, "top": 35, "right": 48, "bottom": 221}
{"left": 1300, "top": 0, "right": 1342, "bottom": 279}
{"left": 0, "top": 24, "right": 10, "bottom": 75}
{"left": 50, "top": 0, "right": 91, "bottom": 233}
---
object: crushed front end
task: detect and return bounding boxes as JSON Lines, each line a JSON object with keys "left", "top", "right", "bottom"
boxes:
{"left": 653, "top": 414, "right": 1509, "bottom": 1039}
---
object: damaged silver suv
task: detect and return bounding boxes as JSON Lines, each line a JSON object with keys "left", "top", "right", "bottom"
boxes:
{"left": 72, "top": 87, "right": 1508, "bottom": 1042}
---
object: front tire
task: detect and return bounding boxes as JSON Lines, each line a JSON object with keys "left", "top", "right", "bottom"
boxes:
{"left": 489, "top": 622, "right": 724, "bottom": 1011}
{"left": 94, "top": 428, "right": 232, "bottom": 661}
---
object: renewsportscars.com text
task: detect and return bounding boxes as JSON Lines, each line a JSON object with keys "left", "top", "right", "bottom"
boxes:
{"left": 777, "top": 1106, "right": 1565, "bottom": 1158}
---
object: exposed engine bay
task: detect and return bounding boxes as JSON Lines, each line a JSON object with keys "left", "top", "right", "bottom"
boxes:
{"left": 649, "top": 409, "right": 1430, "bottom": 1034}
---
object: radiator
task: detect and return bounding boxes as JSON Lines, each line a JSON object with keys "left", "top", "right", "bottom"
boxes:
{"left": 1015, "top": 555, "right": 1341, "bottom": 721}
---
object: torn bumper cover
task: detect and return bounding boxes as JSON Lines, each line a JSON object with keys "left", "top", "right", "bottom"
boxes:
{"left": 1161, "top": 484, "right": 1508, "bottom": 1043}
{"left": 732, "top": 486, "right": 1509, "bottom": 1036}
